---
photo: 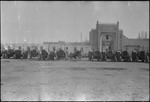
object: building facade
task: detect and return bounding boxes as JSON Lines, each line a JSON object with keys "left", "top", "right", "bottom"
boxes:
{"left": 43, "top": 41, "right": 91, "bottom": 54}
{"left": 89, "top": 21, "right": 149, "bottom": 53}
{"left": 2, "top": 21, "right": 149, "bottom": 54}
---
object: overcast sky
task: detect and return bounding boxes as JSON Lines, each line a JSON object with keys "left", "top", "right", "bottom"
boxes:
{"left": 1, "top": 1, "right": 149, "bottom": 43}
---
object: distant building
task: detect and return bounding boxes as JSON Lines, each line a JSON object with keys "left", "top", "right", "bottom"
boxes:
{"left": 43, "top": 41, "right": 91, "bottom": 54}
{"left": 1, "top": 43, "right": 43, "bottom": 51}
{"left": 89, "top": 21, "right": 149, "bottom": 53}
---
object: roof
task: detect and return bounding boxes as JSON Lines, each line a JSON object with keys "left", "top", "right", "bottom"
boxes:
{"left": 43, "top": 41, "right": 90, "bottom": 46}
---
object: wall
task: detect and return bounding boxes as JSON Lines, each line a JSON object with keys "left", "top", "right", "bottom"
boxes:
{"left": 90, "top": 29, "right": 98, "bottom": 51}
{"left": 98, "top": 23, "right": 118, "bottom": 51}
{"left": 118, "top": 30, "right": 123, "bottom": 50}
{"left": 43, "top": 42, "right": 91, "bottom": 54}
{"left": 89, "top": 22, "right": 149, "bottom": 53}
{"left": 122, "top": 35, "right": 149, "bottom": 53}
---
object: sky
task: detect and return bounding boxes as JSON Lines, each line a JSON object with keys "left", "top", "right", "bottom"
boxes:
{"left": 1, "top": 1, "right": 149, "bottom": 43}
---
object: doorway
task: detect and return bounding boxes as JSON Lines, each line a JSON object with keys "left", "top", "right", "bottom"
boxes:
{"left": 101, "top": 34, "right": 113, "bottom": 52}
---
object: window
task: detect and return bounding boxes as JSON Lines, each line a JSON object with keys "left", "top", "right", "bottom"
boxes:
{"left": 53, "top": 47, "right": 55, "bottom": 51}
{"left": 80, "top": 47, "right": 83, "bottom": 52}
{"left": 106, "top": 35, "right": 109, "bottom": 40}
{"left": 74, "top": 47, "right": 77, "bottom": 52}
{"left": 120, "top": 34, "right": 122, "bottom": 39}
{"left": 66, "top": 47, "right": 68, "bottom": 50}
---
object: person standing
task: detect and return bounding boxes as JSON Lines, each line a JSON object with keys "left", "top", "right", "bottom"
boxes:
{"left": 27, "top": 46, "right": 31, "bottom": 60}
{"left": 65, "top": 47, "right": 69, "bottom": 60}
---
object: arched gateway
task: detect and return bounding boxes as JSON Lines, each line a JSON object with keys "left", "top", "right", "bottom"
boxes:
{"left": 89, "top": 21, "right": 123, "bottom": 52}
{"left": 100, "top": 34, "right": 114, "bottom": 52}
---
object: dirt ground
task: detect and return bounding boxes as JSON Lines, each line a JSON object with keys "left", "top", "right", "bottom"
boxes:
{"left": 1, "top": 58, "right": 149, "bottom": 101}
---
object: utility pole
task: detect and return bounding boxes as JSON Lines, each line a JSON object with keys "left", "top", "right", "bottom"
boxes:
{"left": 81, "top": 32, "right": 82, "bottom": 42}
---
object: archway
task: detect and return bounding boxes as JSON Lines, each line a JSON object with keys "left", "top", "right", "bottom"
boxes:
{"left": 100, "top": 34, "right": 114, "bottom": 52}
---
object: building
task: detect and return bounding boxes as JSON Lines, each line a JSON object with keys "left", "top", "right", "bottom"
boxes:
{"left": 2, "top": 21, "right": 148, "bottom": 54}
{"left": 1, "top": 43, "right": 43, "bottom": 51}
{"left": 89, "top": 21, "right": 149, "bottom": 53}
{"left": 44, "top": 21, "right": 149, "bottom": 54}
{"left": 43, "top": 41, "right": 91, "bottom": 54}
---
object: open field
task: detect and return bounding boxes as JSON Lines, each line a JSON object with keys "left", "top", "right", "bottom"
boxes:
{"left": 1, "top": 58, "right": 149, "bottom": 101}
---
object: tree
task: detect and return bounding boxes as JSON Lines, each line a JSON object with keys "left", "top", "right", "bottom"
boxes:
{"left": 138, "top": 32, "right": 141, "bottom": 39}
{"left": 138, "top": 31, "right": 149, "bottom": 39}
{"left": 141, "top": 31, "right": 145, "bottom": 39}
{"left": 145, "top": 32, "right": 147, "bottom": 39}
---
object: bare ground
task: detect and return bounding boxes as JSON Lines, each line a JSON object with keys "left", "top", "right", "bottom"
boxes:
{"left": 1, "top": 58, "right": 149, "bottom": 101}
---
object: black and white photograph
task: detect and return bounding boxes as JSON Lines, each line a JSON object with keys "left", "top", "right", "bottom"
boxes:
{"left": 1, "top": 1, "right": 149, "bottom": 101}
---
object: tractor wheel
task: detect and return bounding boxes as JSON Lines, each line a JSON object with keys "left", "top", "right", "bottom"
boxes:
{"left": 89, "top": 57, "right": 91, "bottom": 61}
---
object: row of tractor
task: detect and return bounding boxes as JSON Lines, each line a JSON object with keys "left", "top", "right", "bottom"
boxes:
{"left": 1, "top": 46, "right": 149, "bottom": 63}
{"left": 0, "top": 46, "right": 82, "bottom": 60}
{"left": 88, "top": 50, "right": 149, "bottom": 63}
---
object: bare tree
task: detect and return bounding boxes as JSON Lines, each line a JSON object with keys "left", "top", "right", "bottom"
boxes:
{"left": 141, "top": 31, "right": 145, "bottom": 39}
{"left": 138, "top": 31, "right": 149, "bottom": 39}
{"left": 138, "top": 32, "right": 141, "bottom": 39}
{"left": 145, "top": 32, "right": 147, "bottom": 39}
